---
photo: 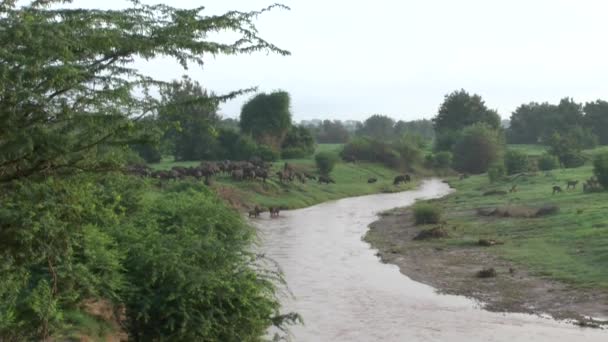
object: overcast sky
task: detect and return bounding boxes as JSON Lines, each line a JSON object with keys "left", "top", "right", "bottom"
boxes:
{"left": 97, "top": 0, "right": 608, "bottom": 121}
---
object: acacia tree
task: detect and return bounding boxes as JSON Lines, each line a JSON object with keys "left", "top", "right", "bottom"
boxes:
{"left": 433, "top": 89, "right": 500, "bottom": 151}
{"left": 0, "top": 1, "right": 293, "bottom": 339}
{"left": 0, "top": 0, "right": 289, "bottom": 183}
{"left": 240, "top": 91, "right": 292, "bottom": 150}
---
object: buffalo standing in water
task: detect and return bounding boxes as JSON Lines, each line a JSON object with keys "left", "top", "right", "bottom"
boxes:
{"left": 393, "top": 174, "right": 411, "bottom": 185}
{"left": 269, "top": 207, "right": 280, "bottom": 218}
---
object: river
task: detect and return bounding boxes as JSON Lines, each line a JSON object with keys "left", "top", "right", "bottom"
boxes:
{"left": 252, "top": 179, "right": 607, "bottom": 341}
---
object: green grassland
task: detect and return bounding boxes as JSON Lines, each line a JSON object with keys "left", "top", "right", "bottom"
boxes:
{"left": 149, "top": 144, "right": 415, "bottom": 210}
{"left": 434, "top": 165, "right": 608, "bottom": 289}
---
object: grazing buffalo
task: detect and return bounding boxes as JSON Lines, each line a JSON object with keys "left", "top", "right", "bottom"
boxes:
{"left": 232, "top": 169, "right": 244, "bottom": 181}
{"left": 248, "top": 206, "right": 262, "bottom": 218}
{"left": 552, "top": 185, "right": 563, "bottom": 194}
{"left": 393, "top": 174, "right": 411, "bottom": 185}
{"left": 566, "top": 180, "right": 579, "bottom": 190}
{"left": 318, "top": 175, "right": 335, "bottom": 184}
{"left": 367, "top": 177, "right": 377, "bottom": 184}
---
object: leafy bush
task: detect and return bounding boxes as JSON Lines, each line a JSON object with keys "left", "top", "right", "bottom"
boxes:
{"left": 341, "top": 137, "right": 423, "bottom": 170}
{"left": 561, "top": 151, "right": 586, "bottom": 168}
{"left": 452, "top": 123, "right": 504, "bottom": 174}
{"left": 315, "top": 152, "right": 338, "bottom": 175}
{"left": 281, "top": 147, "right": 313, "bottom": 159}
{"left": 593, "top": 152, "right": 608, "bottom": 189}
{"left": 433, "top": 151, "right": 453, "bottom": 169}
{"left": 281, "top": 126, "right": 315, "bottom": 158}
{"left": 413, "top": 203, "right": 442, "bottom": 225}
{"left": 537, "top": 154, "right": 559, "bottom": 171}
{"left": 488, "top": 163, "right": 506, "bottom": 183}
{"left": 504, "top": 150, "right": 529, "bottom": 175}
{"left": 118, "top": 183, "right": 287, "bottom": 340}
{"left": 217, "top": 129, "right": 258, "bottom": 160}
{"left": 131, "top": 143, "right": 162, "bottom": 163}
{"left": 255, "top": 144, "right": 279, "bottom": 162}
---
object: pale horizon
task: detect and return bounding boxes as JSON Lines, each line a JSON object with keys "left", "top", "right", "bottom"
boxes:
{"left": 82, "top": 0, "right": 608, "bottom": 121}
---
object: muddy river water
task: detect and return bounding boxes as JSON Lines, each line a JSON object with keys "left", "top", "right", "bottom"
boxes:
{"left": 253, "top": 179, "right": 607, "bottom": 341}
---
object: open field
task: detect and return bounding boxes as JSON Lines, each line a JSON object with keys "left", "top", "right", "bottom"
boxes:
{"left": 440, "top": 166, "right": 608, "bottom": 289}
{"left": 149, "top": 144, "right": 416, "bottom": 210}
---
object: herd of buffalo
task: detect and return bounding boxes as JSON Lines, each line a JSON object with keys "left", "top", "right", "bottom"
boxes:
{"left": 127, "top": 159, "right": 413, "bottom": 189}
{"left": 126, "top": 159, "right": 414, "bottom": 219}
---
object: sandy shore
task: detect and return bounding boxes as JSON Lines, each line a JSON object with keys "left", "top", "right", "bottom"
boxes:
{"left": 364, "top": 207, "right": 608, "bottom": 328}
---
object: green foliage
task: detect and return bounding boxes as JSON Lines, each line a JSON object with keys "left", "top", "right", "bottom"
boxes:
{"left": 341, "top": 136, "right": 424, "bottom": 171}
{"left": 356, "top": 114, "right": 396, "bottom": 140}
{"left": 433, "top": 151, "right": 453, "bottom": 169}
{"left": 217, "top": 129, "right": 258, "bottom": 161}
{"left": 488, "top": 163, "right": 506, "bottom": 183}
{"left": 0, "top": 1, "right": 288, "bottom": 183}
{"left": 281, "top": 126, "right": 315, "bottom": 158}
{"left": 508, "top": 98, "right": 600, "bottom": 147}
{"left": 315, "top": 152, "right": 338, "bottom": 175}
{"left": 309, "top": 120, "right": 351, "bottom": 144}
{"left": 546, "top": 131, "right": 588, "bottom": 168}
{"left": 433, "top": 89, "right": 501, "bottom": 151}
{"left": 256, "top": 144, "right": 280, "bottom": 162}
{"left": 593, "top": 152, "right": 608, "bottom": 189}
{"left": 452, "top": 123, "right": 505, "bottom": 174}
{"left": 584, "top": 100, "right": 608, "bottom": 145}
{"left": 0, "top": 1, "right": 293, "bottom": 340}
{"left": 159, "top": 76, "right": 220, "bottom": 161}
{"left": 240, "top": 91, "right": 292, "bottom": 150}
{"left": 537, "top": 154, "right": 559, "bottom": 171}
{"left": 118, "top": 183, "right": 286, "bottom": 340}
{"left": 413, "top": 203, "right": 442, "bottom": 225}
{"left": 504, "top": 150, "right": 530, "bottom": 175}
{"left": 394, "top": 119, "right": 435, "bottom": 141}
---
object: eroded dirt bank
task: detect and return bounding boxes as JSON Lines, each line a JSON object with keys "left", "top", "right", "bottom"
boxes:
{"left": 365, "top": 207, "right": 608, "bottom": 327}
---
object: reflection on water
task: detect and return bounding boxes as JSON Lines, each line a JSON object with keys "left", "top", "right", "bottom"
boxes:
{"left": 252, "top": 179, "right": 607, "bottom": 341}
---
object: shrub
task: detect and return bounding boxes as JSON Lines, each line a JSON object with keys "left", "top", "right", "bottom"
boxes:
{"left": 504, "top": 150, "right": 529, "bottom": 175}
{"left": 561, "top": 151, "right": 586, "bottom": 168}
{"left": 413, "top": 203, "right": 442, "bottom": 225}
{"left": 255, "top": 144, "right": 279, "bottom": 162}
{"left": 315, "top": 152, "right": 338, "bottom": 175}
{"left": 537, "top": 154, "right": 559, "bottom": 171}
{"left": 132, "top": 143, "right": 162, "bottom": 163}
{"left": 452, "top": 123, "right": 504, "bottom": 174}
{"left": 488, "top": 163, "right": 506, "bottom": 183}
{"left": 433, "top": 151, "right": 453, "bottom": 169}
{"left": 593, "top": 152, "right": 608, "bottom": 189}
{"left": 281, "top": 147, "right": 313, "bottom": 159}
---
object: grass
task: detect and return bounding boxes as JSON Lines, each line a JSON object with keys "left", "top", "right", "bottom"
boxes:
{"left": 506, "top": 144, "right": 547, "bottom": 156}
{"left": 148, "top": 144, "right": 415, "bottom": 210}
{"left": 429, "top": 164, "right": 608, "bottom": 289}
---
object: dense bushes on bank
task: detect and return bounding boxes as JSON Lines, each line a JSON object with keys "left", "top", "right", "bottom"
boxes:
{"left": 340, "top": 136, "right": 424, "bottom": 171}
{"left": 0, "top": 176, "right": 290, "bottom": 340}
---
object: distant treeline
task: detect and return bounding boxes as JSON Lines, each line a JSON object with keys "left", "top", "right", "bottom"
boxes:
{"left": 507, "top": 98, "right": 608, "bottom": 146}
{"left": 301, "top": 117, "right": 434, "bottom": 144}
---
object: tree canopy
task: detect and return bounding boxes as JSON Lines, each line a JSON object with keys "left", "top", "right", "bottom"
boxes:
{"left": 0, "top": 0, "right": 289, "bottom": 183}
{"left": 356, "top": 114, "right": 396, "bottom": 140}
{"left": 159, "top": 76, "right": 220, "bottom": 161}
{"left": 433, "top": 89, "right": 500, "bottom": 151}
{"left": 0, "top": 1, "right": 294, "bottom": 340}
{"left": 240, "top": 91, "right": 292, "bottom": 150}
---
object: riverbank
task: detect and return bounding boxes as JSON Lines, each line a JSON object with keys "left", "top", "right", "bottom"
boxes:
{"left": 150, "top": 145, "right": 421, "bottom": 210}
{"left": 365, "top": 170, "right": 608, "bottom": 327}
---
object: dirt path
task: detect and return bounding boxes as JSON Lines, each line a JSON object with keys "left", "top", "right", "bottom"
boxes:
{"left": 364, "top": 207, "right": 608, "bottom": 327}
